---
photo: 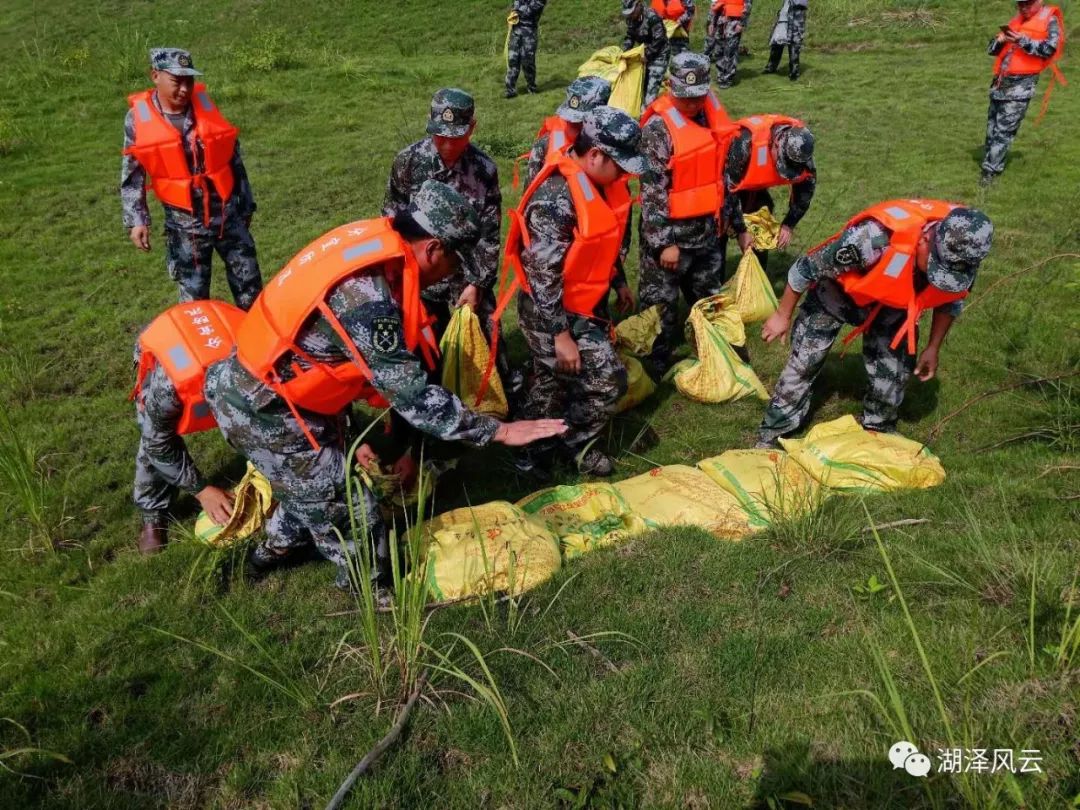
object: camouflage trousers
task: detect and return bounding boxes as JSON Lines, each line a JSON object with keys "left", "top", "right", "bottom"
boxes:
{"left": 757, "top": 279, "right": 917, "bottom": 444}
{"left": 165, "top": 215, "right": 263, "bottom": 310}
{"left": 644, "top": 60, "right": 667, "bottom": 106}
{"left": 767, "top": 6, "right": 805, "bottom": 68}
{"left": 638, "top": 239, "right": 726, "bottom": 368}
{"left": 203, "top": 359, "right": 388, "bottom": 583}
{"left": 518, "top": 300, "right": 628, "bottom": 454}
{"left": 668, "top": 32, "right": 691, "bottom": 59}
{"left": 707, "top": 14, "right": 744, "bottom": 86}
{"left": 981, "top": 95, "right": 1031, "bottom": 177}
{"left": 506, "top": 23, "right": 539, "bottom": 93}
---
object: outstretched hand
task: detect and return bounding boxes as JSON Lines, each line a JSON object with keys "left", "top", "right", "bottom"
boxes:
{"left": 196, "top": 485, "right": 234, "bottom": 526}
{"left": 494, "top": 419, "right": 568, "bottom": 447}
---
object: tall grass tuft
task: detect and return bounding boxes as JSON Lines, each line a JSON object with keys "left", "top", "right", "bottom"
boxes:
{"left": 0, "top": 410, "right": 66, "bottom": 553}
{"left": 761, "top": 483, "right": 862, "bottom": 554}
{"left": 0, "top": 718, "right": 71, "bottom": 776}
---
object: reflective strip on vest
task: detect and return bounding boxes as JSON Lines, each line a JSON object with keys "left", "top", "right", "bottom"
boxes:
{"left": 575, "top": 171, "right": 595, "bottom": 202}
{"left": 196, "top": 92, "right": 213, "bottom": 113}
{"left": 168, "top": 345, "right": 193, "bottom": 371}
{"left": 667, "top": 108, "right": 688, "bottom": 130}
{"left": 883, "top": 252, "right": 909, "bottom": 279}
{"left": 884, "top": 206, "right": 911, "bottom": 220}
{"left": 707, "top": 93, "right": 720, "bottom": 111}
{"left": 552, "top": 130, "right": 567, "bottom": 150}
{"left": 136, "top": 100, "right": 152, "bottom": 122}
{"left": 756, "top": 146, "right": 768, "bottom": 166}
{"left": 343, "top": 239, "right": 384, "bottom": 262}
{"left": 748, "top": 116, "right": 764, "bottom": 125}
{"left": 191, "top": 401, "right": 211, "bottom": 419}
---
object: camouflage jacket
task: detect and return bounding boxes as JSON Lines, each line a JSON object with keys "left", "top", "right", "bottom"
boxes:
{"left": 624, "top": 8, "right": 671, "bottom": 65}
{"left": 723, "top": 126, "right": 816, "bottom": 234}
{"left": 120, "top": 91, "right": 256, "bottom": 232}
{"left": 788, "top": 220, "right": 964, "bottom": 318}
{"left": 382, "top": 137, "right": 502, "bottom": 294}
{"left": 524, "top": 132, "right": 555, "bottom": 189}
{"left": 511, "top": 0, "right": 548, "bottom": 25}
{"left": 639, "top": 113, "right": 719, "bottom": 252}
{"left": 518, "top": 172, "right": 628, "bottom": 336}
{"left": 987, "top": 16, "right": 1060, "bottom": 100}
{"left": 135, "top": 359, "right": 206, "bottom": 493}
{"left": 228, "top": 270, "right": 500, "bottom": 445}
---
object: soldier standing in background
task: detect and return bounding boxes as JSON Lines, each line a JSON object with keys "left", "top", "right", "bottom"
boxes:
{"left": 706, "top": 0, "right": 747, "bottom": 88}
{"left": 623, "top": 0, "right": 672, "bottom": 106}
{"left": 522, "top": 76, "right": 613, "bottom": 188}
{"left": 763, "top": 0, "right": 808, "bottom": 80}
{"left": 505, "top": 0, "right": 549, "bottom": 98}
{"left": 121, "top": 48, "right": 263, "bottom": 309}
{"left": 651, "top": 0, "right": 697, "bottom": 59}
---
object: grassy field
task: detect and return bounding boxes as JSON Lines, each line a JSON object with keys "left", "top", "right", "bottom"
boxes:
{"left": 1, "top": 0, "right": 1078, "bottom": 807}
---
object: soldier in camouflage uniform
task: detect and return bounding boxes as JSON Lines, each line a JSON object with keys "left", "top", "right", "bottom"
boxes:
{"left": 722, "top": 122, "right": 816, "bottom": 274}
{"left": 763, "top": 0, "right": 808, "bottom": 80}
{"left": 515, "top": 108, "right": 644, "bottom": 477}
{"left": 523, "top": 76, "right": 612, "bottom": 187}
{"left": 205, "top": 182, "right": 566, "bottom": 593}
{"left": 756, "top": 207, "right": 994, "bottom": 447}
{"left": 133, "top": 355, "right": 235, "bottom": 553}
{"left": 638, "top": 53, "right": 727, "bottom": 374}
{"left": 505, "top": 0, "right": 548, "bottom": 98}
{"left": 120, "top": 48, "right": 263, "bottom": 309}
{"left": 655, "top": 0, "right": 697, "bottom": 59}
{"left": 981, "top": 0, "right": 1062, "bottom": 184}
{"left": 706, "top": 1, "right": 748, "bottom": 88}
{"left": 623, "top": 0, "right": 671, "bottom": 106}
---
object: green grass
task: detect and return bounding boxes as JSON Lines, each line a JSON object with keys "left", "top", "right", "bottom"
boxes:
{"left": 1, "top": 0, "right": 1079, "bottom": 806}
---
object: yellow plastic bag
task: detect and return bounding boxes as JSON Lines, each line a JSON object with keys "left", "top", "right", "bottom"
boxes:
{"left": 743, "top": 207, "right": 782, "bottom": 251}
{"left": 662, "top": 19, "right": 690, "bottom": 40}
{"left": 517, "top": 483, "right": 650, "bottom": 559}
{"left": 685, "top": 294, "right": 746, "bottom": 347}
{"left": 615, "top": 351, "right": 656, "bottom": 414}
{"left": 697, "top": 449, "right": 823, "bottom": 529}
{"left": 194, "top": 462, "right": 275, "bottom": 548}
{"left": 439, "top": 305, "right": 508, "bottom": 419}
{"left": 674, "top": 299, "right": 768, "bottom": 404}
{"left": 419, "top": 502, "right": 562, "bottom": 600}
{"left": 615, "top": 305, "right": 662, "bottom": 356}
{"left": 614, "top": 465, "right": 753, "bottom": 539}
{"left": 578, "top": 45, "right": 646, "bottom": 118}
{"left": 721, "top": 250, "right": 779, "bottom": 324}
{"left": 781, "top": 415, "right": 947, "bottom": 493}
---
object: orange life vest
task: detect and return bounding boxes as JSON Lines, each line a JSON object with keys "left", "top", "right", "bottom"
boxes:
{"left": 236, "top": 218, "right": 439, "bottom": 449}
{"left": 513, "top": 116, "right": 575, "bottom": 189}
{"left": 827, "top": 199, "right": 970, "bottom": 355}
{"left": 993, "top": 5, "right": 1067, "bottom": 120}
{"left": 712, "top": 0, "right": 745, "bottom": 16}
{"left": 641, "top": 92, "right": 736, "bottom": 220}
{"left": 124, "top": 85, "right": 238, "bottom": 227}
{"left": 652, "top": 0, "right": 688, "bottom": 21}
{"left": 732, "top": 115, "right": 813, "bottom": 193}
{"left": 132, "top": 300, "right": 246, "bottom": 435}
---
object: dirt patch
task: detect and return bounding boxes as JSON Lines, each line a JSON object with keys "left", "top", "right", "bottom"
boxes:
{"left": 107, "top": 756, "right": 215, "bottom": 809}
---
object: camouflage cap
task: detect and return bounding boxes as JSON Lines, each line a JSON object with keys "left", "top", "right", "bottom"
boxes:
{"left": 621, "top": 0, "right": 643, "bottom": 17}
{"left": 408, "top": 180, "right": 481, "bottom": 261}
{"left": 557, "top": 76, "right": 612, "bottom": 123}
{"left": 581, "top": 106, "right": 646, "bottom": 175}
{"left": 928, "top": 208, "right": 993, "bottom": 293}
{"left": 775, "top": 126, "right": 815, "bottom": 178}
{"left": 669, "top": 52, "right": 712, "bottom": 98}
{"left": 426, "top": 88, "right": 475, "bottom": 138}
{"left": 149, "top": 48, "right": 202, "bottom": 77}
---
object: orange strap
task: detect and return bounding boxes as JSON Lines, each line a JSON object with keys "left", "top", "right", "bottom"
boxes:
{"left": 839, "top": 303, "right": 884, "bottom": 357}
{"left": 511, "top": 148, "right": 531, "bottom": 191}
{"left": 1035, "top": 64, "right": 1067, "bottom": 125}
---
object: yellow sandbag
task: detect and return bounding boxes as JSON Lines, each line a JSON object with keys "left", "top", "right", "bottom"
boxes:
{"left": 721, "top": 250, "right": 779, "bottom": 324}
{"left": 697, "top": 449, "right": 823, "bottom": 529}
{"left": 613, "top": 465, "right": 753, "bottom": 539}
{"left": 439, "top": 304, "right": 508, "bottom": 419}
{"left": 780, "top": 415, "right": 947, "bottom": 493}
{"left": 685, "top": 294, "right": 746, "bottom": 347}
{"left": 194, "top": 462, "right": 274, "bottom": 548}
{"left": 674, "top": 299, "right": 768, "bottom": 404}
{"left": 662, "top": 19, "right": 690, "bottom": 39}
{"left": 615, "top": 305, "right": 662, "bottom": 356}
{"left": 517, "top": 483, "right": 650, "bottom": 559}
{"left": 578, "top": 45, "right": 646, "bottom": 118}
{"left": 615, "top": 351, "right": 656, "bottom": 414}
{"left": 743, "top": 207, "right": 781, "bottom": 251}
{"left": 419, "top": 502, "right": 562, "bottom": 600}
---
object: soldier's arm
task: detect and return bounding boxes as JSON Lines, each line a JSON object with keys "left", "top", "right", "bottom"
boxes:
{"left": 653, "top": 21, "right": 672, "bottom": 62}
{"left": 679, "top": 0, "right": 695, "bottom": 28}
{"left": 722, "top": 132, "right": 751, "bottom": 233}
{"left": 382, "top": 149, "right": 412, "bottom": 220}
{"left": 783, "top": 168, "right": 816, "bottom": 229}
{"left": 337, "top": 293, "right": 500, "bottom": 446}
{"left": 524, "top": 134, "right": 549, "bottom": 187}
{"left": 138, "top": 367, "right": 208, "bottom": 493}
{"left": 1019, "top": 16, "right": 1060, "bottom": 57}
{"left": 988, "top": 34, "right": 1007, "bottom": 56}
{"left": 623, "top": 22, "right": 635, "bottom": 50}
{"left": 787, "top": 220, "right": 888, "bottom": 292}
{"left": 639, "top": 120, "right": 677, "bottom": 251}
{"left": 521, "top": 185, "right": 575, "bottom": 335}
{"left": 230, "top": 139, "right": 257, "bottom": 221}
{"left": 469, "top": 157, "right": 502, "bottom": 290}
{"left": 120, "top": 109, "right": 152, "bottom": 229}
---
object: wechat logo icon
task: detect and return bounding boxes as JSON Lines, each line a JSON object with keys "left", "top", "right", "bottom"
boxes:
{"left": 889, "top": 741, "right": 931, "bottom": 777}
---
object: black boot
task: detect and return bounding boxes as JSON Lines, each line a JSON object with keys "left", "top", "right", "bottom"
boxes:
{"left": 762, "top": 44, "right": 783, "bottom": 74}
